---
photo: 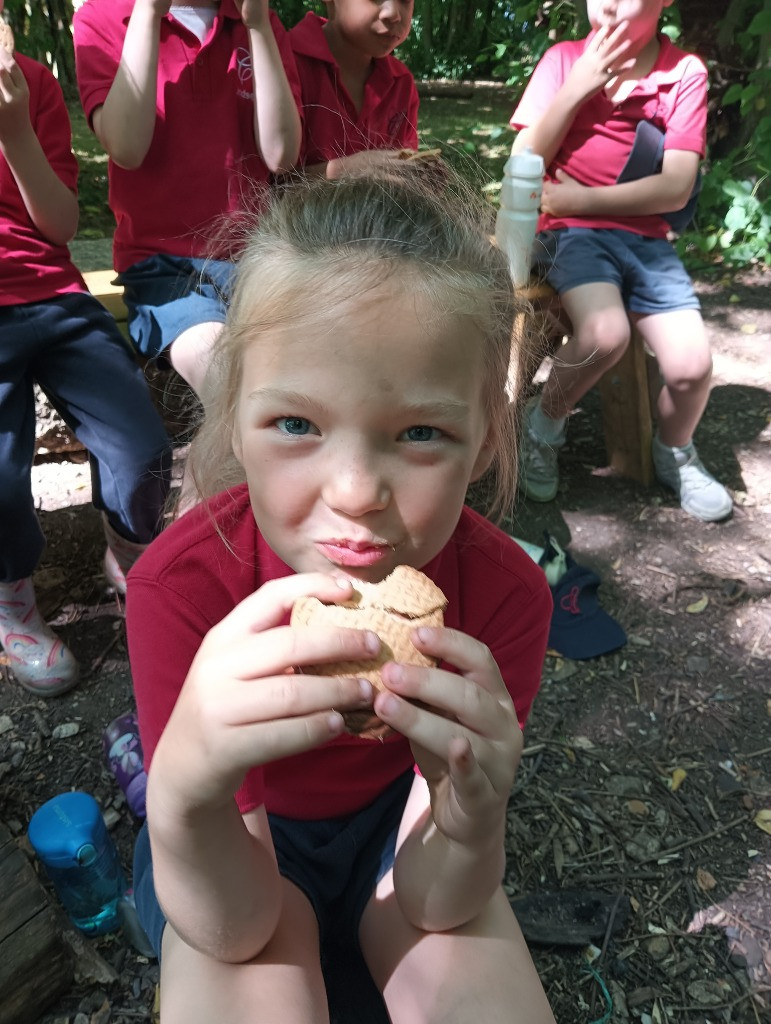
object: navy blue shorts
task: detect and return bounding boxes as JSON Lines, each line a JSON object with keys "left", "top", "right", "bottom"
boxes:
{"left": 116, "top": 254, "right": 235, "bottom": 362}
{"left": 133, "top": 769, "right": 415, "bottom": 961}
{"left": 533, "top": 227, "right": 700, "bottom": 315}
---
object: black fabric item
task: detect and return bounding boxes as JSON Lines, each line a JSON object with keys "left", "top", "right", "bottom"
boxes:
{"left": 616, "top": 119, "right": 701, "bottom": 232}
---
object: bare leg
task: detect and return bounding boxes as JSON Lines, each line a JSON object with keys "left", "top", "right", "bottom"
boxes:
{"left": 168, "top": 321, "right": 223, "bottom": 396}
{"left": 539, "top": 282, "right": 630, "bottom": 420}
{"left": 157, "top": 879, "right": 329, "bottom": 1024}
{"left": 632, "top": 309, "right": 712, "bottom": 447}
{"left": 360, "top": 875, "right": 555, "bottom": 1024}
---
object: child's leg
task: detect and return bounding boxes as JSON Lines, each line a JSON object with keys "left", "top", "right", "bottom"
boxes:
{"left": 360, "top": 876, "right": 555, "bottom": 1024}
{"left": 33, "top": 294, "right": 171, "bottom": 560}
{"left": 539, "top": 280, "right": 630, "bottom": 419}
{"left": 633, "top": 308, "right": 712, "bottom": 447}
{"left": 157, "top": 879, "right": 330, "bottom": 1024}
{"left": 168, "top": 321, "right": 223, "bottom": 395}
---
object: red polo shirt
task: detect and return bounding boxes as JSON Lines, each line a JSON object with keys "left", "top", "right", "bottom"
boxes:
{"left": 511, "top": 33, "right": 707, "bottom": 238}
{"left": 0, "top": 53, "right": 85, "bottom": 305}
{"left": 127, "top": 485, "right": 552, "bottom": 821}
{"left": 289, "top": 12, "right": 418, "bottom": 166}
{"left": 73, "top": 0, "right": 302, "bottom": 270}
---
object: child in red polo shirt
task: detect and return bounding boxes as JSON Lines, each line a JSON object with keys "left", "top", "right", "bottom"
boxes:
{"left": 73, "top": 0, "right": 302, "bottom": 395}
{"left": 0, "top": 9, "right": 171, "bottom": 697}
{"left": 510, "top": 0, "right": 732, "bottom": 522}
{"left": 289, "top": 0, "right": 419, "bottom": 178}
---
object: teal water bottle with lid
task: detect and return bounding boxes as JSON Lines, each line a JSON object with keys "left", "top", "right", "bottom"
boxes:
{"left": 27, "top": 791, "right": 127, "bottom": 935}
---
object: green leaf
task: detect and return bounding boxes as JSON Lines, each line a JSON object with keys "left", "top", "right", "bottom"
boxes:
{"left": 747, "top": 10, "right": 771, "bottom": 35}
{"left": 725, "top": 206, "right": 750, "bottom": 230}
{"left": 721, "top": 84, "right": 743, "bottom": 106}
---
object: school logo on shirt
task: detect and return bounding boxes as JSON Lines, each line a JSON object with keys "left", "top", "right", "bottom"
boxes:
{"left": 387, "top": 110, "right": 408, "bottom": 142}
{"left": 236, "top": 47, "right": 252, "bottom": 99}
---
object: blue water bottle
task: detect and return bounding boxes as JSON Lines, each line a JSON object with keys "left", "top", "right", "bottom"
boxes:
{"left": 27, "top": 792, "right": 127, "bottom": 935}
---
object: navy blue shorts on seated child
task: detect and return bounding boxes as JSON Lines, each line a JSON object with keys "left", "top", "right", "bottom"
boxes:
{"left": 133, "top": 767, "right": 415, "bottom": 962}
{"left": 533, "top": 227, "right": 700, "bottom": 315}
{"left": 116, "top": 255, "right": 235, "bottom": 364}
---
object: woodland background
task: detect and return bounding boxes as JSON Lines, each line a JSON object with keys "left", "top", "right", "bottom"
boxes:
{"left": 2, "top": 0, "right": 769, "bottom": 270}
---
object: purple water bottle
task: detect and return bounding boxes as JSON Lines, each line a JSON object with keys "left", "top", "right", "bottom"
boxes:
{"left": 28, "top": 792, "right": 127, "bottom": 935}
{"left": 103, "top": 712, "right": 147, "bottom": 818}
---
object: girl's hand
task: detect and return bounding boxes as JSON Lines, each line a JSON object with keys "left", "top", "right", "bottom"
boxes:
{"left": 566, "top": 23, "right": 635, "bottom": 101}
{"left": 541, "top": 168, "right": 590, "bottom": 217}
{"left": 0, "top": 46, "right": 31, "bottom": 146}
{"left": 150, "top": 574, "right": 379, "bottom": 812}
{"left": 374, "top": 628, "right": 523, "bottom": 848}
{"left": 235, "top": 0, "right": 271, "bottom": 31}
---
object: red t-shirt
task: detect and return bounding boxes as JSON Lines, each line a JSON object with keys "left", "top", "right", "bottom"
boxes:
{"left": 0, "top": 53, "right": 85, "bottom": 306}
{"left": 73, "top": 0, "right": 302, "bottom": 271}
{"left": 289, "top": 12, "right": 418, "bottom": 166}
{"left": 510, "top": 33, "right": 707, "bottom": 239}
{"left": 126, "top": 485, "right": 552, "bottom": 820}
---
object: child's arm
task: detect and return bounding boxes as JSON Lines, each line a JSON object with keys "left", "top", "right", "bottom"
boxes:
{"left": 541, "top": 148, "right": 700, "bottom": 219}
{"left": 90, "top": 0, "right": 170, "bottom": 170}
{"left": 0, "top": 48, "right": 78, "bottom": 244}
{"left": 142, "top": 573, "right": 377, "bottom": 962}
{"left": 374, "top": 629, "right": 523, "bottom": 931}
{"left": 512, "top": 23, "right": 633, "bottom": 167}
{"left": 239, "top": 1, "right": 301, "bottom": 173}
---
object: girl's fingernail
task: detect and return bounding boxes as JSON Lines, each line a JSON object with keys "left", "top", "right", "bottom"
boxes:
{"left": 327, "top": 711, "right": 345, "bottom": 734}
{"left": 335, "top": 576, "right": 352, "bottom": 589}
{"left": 364, "top": 630, "right": 380, "bottom": 654}
{"left": 358, "top": 679, "right": 373, "bottom": 702}
{"left": 415, "top": 627, "right": 432, "bottom": 643}
{"left": 379, "top": 694, "right": 399, "bottom": 717}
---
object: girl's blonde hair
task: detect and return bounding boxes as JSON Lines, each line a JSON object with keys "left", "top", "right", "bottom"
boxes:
{"left": 188, "top": 168, "right": 535, "bottom": 521}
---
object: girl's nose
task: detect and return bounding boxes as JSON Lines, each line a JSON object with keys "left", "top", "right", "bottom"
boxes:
{"left": 379, "top": 2, "right": 402, "bottom": 25}
{"left": 323, "top": 454, "right": 390, "bottom": 517}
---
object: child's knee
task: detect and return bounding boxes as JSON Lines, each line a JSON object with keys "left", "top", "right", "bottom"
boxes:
{"left": 574, "top": 311, "right": 630, "bottom": 360}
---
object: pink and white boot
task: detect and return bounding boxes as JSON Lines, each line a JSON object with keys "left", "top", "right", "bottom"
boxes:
{"left": 0, "top": 578, "right": 79, "bottom": 696}
{"left": 102, "top": 516, "right": 149, "bottom": 596}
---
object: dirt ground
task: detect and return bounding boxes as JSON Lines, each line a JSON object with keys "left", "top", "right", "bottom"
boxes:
{"left": 1, "top": 266, "right": 769, "bottom": 1024}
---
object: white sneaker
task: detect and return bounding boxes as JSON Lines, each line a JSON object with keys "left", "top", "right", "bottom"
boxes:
{"left": 652, "top": 436, "right": 733, "bottom": 522}
{"left": 518, "top": 397, "right": 566, "bottom": 503}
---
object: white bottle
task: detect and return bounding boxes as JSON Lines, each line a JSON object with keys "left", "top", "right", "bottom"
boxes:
{"left": 495, "top": 146, "right": 545, "bottom": 287}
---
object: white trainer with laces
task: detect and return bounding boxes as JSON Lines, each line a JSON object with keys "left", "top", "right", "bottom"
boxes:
{"left": 518, "top": 396, "right": 566, "bottom": 503}
{"left": 652, "top": 436, "right": 733, "bottom": 522}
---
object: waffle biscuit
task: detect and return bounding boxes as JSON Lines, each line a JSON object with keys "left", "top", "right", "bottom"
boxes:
{"left": 291, "top": 565, "right": 447, "bottom": 739}
{"left": 397, "top": 147, "right": 442, "bottom": 162}
{"left": 0, "top": 21, "right": 14, "bottom": 53}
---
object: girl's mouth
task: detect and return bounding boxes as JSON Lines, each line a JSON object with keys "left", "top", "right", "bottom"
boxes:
{"left": 315, "top": 541, "right": 391, "bottom": 568}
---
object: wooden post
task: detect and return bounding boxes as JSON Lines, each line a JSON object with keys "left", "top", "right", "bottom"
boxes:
{"left": 0, "top": 822, "right": 74, "bottom": 1024}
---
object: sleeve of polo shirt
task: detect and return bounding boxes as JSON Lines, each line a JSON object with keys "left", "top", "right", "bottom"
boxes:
{"left": 663, "top": 55, "right": 708, "bottom": 157}
{"left": 509, "top": 44, "right": 566, "bottom": 131}
{"left": 72, "top": 2, "right": 123, "bottom": 126}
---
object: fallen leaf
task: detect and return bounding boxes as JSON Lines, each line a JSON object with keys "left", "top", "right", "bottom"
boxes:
{"left": 728, "top": 293, "right": 741, "bottom": 302}
{"left": 739, "top": 323, "right": 757, "bottom": 334}
{"left": 686, "top": 595, "right": 709, "bottom": 614}
{"left": 696, "top": 867, "right": 717, "bottom": 891}
{"left": 670, "top": 767, "right": 687, "bottom": 791}
{"left": 627, "top": 799, "right": 649, "bottom": 816}
{"left": 753, "top": 809, "right": 771, "bottom": 835}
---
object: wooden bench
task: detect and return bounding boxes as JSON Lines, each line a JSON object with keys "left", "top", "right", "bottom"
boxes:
{"left": 82, "top": 268, "right": 128, "bottom": 327}
{"left": 518, "top": 282, "right": 658, "bottom": 486}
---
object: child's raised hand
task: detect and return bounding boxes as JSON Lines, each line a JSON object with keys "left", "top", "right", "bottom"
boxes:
{"left": 374, "top": 629, "right": 523, "bottom": 847}
{"left": 0, "top": 46, "right": 31, "bottom": 145}
{"left": 566, "top": 22, "right": 635, "bottom": 101}
{"left": 149, "top": 574, "right": 377, "bottom": 812}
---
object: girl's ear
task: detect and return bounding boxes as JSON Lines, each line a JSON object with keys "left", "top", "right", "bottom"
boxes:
{"left": 469, "top": 429, "right": 496, "bottom": 483}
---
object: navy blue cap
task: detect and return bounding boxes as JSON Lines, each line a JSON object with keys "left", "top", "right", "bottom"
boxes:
{"left": 548, "top": 556, "right": 627, "bottom": 660}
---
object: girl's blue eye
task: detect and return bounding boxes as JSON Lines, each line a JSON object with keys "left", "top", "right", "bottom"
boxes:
{"left": 276, "top": 417, "right": 313, "bottom": 436}
{"left": 403, "top": 425, "right": 440, "bottom": 442}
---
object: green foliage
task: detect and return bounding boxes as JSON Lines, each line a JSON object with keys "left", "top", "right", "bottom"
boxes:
{"left": 678, "top": 3, "right": 771, "bottom": 269}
